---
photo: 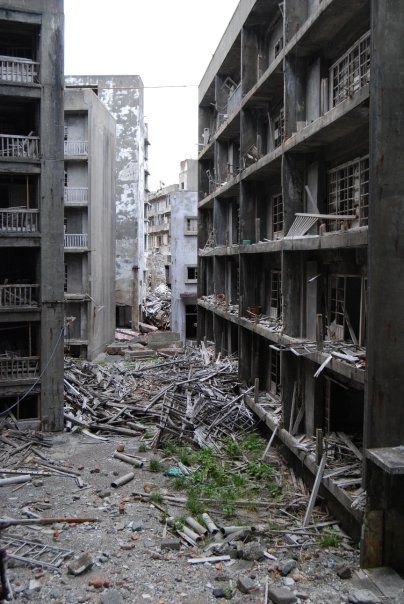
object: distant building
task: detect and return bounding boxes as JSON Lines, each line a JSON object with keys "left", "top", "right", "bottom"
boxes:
{"left": 63, "top": 88, "right": 116, "bottom": 360}
{"left": 0, "top": 0, "right": 64, "bottom": 430}
{"left": 65, "top": 75, "right": 149, "bottom": 330}
{"left": 145, "top": 160, "right": 198, "bottom": 341}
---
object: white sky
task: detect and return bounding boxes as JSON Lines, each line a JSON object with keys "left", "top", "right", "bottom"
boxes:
{"left": 64, "top": 0, "right": 239, "bottom": 190}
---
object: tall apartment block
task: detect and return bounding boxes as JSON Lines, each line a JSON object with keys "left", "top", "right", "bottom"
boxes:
{"left": 65, "top": 75, "right": 149, "bottom": 330}
{"left": 63, "top": 88, "right": 116, "bottom": 360}
{"left": 0, "top": 0, "right": 64, "bottom": 430}
{"left": 198, "top": 0, "right": 404, "bottom": 571}
{"left": 146, "top": 159, "right": 198, "bottom": 341}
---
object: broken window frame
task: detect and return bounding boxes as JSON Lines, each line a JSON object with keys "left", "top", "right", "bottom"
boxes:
{"left": 272, "top": 193, "right": 284, "bottom": 239}
{"left": 328, "top": 274, "right": 367, "bottom": 346}
{"left": 327, "top": 154, "right": 369, "bottom": 229}
{"left": 274, "top": 36, "right": 284, "bottom": 59}
{"left": 270, "top": 270, "right": 282, "bottom": 319}
{"left": 185, "top": 265, "right": 198, "bottom": 283}
{"left": 184, "top": 216, "right": 198, "bottom": 236}
{"left": 329, "top": 31, "right": 370, "bottom": 108}
{"left": 269, "top": 348, "right": 281, "bottom": 397}
{"left": 273, "top": 107, "right": 284, "bottom": 148}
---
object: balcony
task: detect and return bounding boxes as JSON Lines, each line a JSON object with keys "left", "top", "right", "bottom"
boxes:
{"left": 0, "top": 56, "right": 39, "bottom": 84}
{"left": 0, "top": 134, "right": 39, "bottom": 160}
{"left": 0, "top": 356, "right": 40, "bottom": 382}
{"left": 64, "top": 141, "right": 88, "bottom": 157}
{"left": 64, "top": 187, "right": 88, "bottom": 205}
{"left": 0, "top": 209, "right": 39, "bottom": 234}
{"left": 0, "top": 284, "right": 39, "bottom": 309}
{"left": 64, "top": 233, "right": 88, "bottom": 249}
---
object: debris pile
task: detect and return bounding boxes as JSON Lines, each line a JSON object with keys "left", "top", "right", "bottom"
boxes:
{"left": 64, "top": 345, "right": 256, "bottom": 449}
{"left": 142, "top": 283, "right": 171, "bottom": 330}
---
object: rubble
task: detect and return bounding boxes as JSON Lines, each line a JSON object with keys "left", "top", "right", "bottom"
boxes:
{"left": 142, "top": 284, "right": 171, "bottom": 330}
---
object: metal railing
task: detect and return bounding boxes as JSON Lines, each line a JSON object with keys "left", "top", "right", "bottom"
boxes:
{"left": 0, "top": 209, "right": 39, "bottom": 233}
{"left": 64, "top": 187, "right": 88, "bottom": 203}
{"left": 0, "top": 284, "right": 39, "bottom": 308}
{"left": 64, "top": 233, "right": 88, "bottom": 248}
{"left": 64, "top": 141, "right": 88, "bottom": 156}
{"left": 0, "top": 134, "right": 39, "bottom": 159}
{"left": 0, "top": 356, "right": 40, "bottom": 381}
{"left": 0, "top": 56, "right": 39, "bottom": 84}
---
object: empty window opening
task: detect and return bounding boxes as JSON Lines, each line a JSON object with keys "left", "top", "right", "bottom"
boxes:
{"left": 330, "top": 31, "right": 370, "bottom": 108}
{"left": 185, "top": 216, "right": 197, "bottom": 235}
{"left": 0, "top": 394, "right": 39, "bottom": 420}
{"left": 269, "top": 348, "right": 281, "bottom": 397}
{"left": 270, "top": 270, "right": 282, "bottom": 319}
{"left": 185, "top": 304, "right": 197, "bottom": 339}
{"left": 325, "top": 378, "right": 364, "bottom": 437}
{"left": 272, "top": 193, "right": 283, "bottom": 239}
{"left": 64, "top": 263, "right": 68, "bottom": 293}
{"left": 185, "top": 266, "right": 198, "bottom": 283}
{"left": 273, "top": 107, "right": 284, "bottom": 148}
{"left": 328, "top": 275, "right": 365, "bottom": 345}
{"left": 274, "top": 36, "right": 283, "bottom": 58}
{"left": 327, "top": 155, "right": 369, "bottom": 229}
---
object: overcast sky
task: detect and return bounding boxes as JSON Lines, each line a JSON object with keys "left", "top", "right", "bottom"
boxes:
{"left": 64, "top": 0, "right": 239, "bottom": 190}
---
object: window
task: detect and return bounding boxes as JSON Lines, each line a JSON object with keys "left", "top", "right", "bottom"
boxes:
{"left": 328, "top": 275, "right": 366, "bottom": 345}
{"left": 64, "top": 125, "right": 68, "bottom": 141}
{"left": 185, "top": 266, "right": 198, "bottom": 283}
{"left": 185, "top": 216, "right": 198, "bottom": 235}
{"left": 272, "top": 194, "right": 283, "bottom": 239}
{"left": 274, "top": 36, "right": 283, "bottom": 58}
{"left": 64, "top": 263, "right": 68, "bottom": 292}
{"left": 327, "top": 155, "right": 369, "bottom": 229}
{"left": 270, "top": 270, "right": 282, "bottom": 319}
{"left": 269, "top": 349, "right": 281, "bottom": 397}
{"left": 64, "top": 170, "right": 68, "bottom": 187}
{"left": 157, "top": 235, "right": 163, "bottom": 247}
{"left": 330, "top": 32, "right": 370, "bottom": 108}
{"left": 273, "top": 107, "right": 284, "bottom": 148}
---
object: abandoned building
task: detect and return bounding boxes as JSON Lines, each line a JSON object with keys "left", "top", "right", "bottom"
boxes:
{"left": 63, "top": 88, "right": 116, "bottom": 360}
{"left": 146, "top": 159, "right": 198, "bottom": 341}
{"left": 65, "top": 75, "right": 149, "bottom": 331}
{"left": 0, "top": 0, "right": 64, "bottom": 430}
{"left": 197, "top": 0, "right": 404, "bottom": 571}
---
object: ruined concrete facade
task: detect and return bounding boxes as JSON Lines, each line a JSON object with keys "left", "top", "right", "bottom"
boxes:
{"left": 198, "top": 0, "right": 404, "bottom": 571}
{"left": 64, "top": 88, "right": 116, "bottom": 361}
{"left": 65, "top": 75, "right": 149, "bottom": 330}
{"left": 0, "top": 0, "right": 64, "bottom": 430}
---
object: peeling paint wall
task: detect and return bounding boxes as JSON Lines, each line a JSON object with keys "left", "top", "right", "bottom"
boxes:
{"left": 65, "top": 75, "right": 147, "bottom": 328}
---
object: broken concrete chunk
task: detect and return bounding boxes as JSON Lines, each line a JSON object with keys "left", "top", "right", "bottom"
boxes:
{"left": 336, "top": 563, "right": 352, "bottom": 579}
{"left": 67, "top": 552, "right": 94, "bottom": 576}
{"left": 241, "top": 540, "right": 265, "bottom": 561}
{"left": 267, "top": 586, "right": 297, "bottom": 604}
{"left": 237, "top": 575, "right": 257, "bottom": 594}
{"left": 161, "top": 538, "right": 181, "bottom": 551}
{"left": 348, "top": 589, "right": 382, "bottom": 604}
{"left": 278, "top": 558, "right": 297, "bottom": 576}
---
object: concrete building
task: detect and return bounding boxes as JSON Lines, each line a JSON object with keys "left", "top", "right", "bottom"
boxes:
{"left": 65, "top": 75, "right": 149, "bottom": 330}
{"left": 63, "top": 88, "right": 116, "bottom": 360}
{"left": 146, "top": 159, "right": 198, "bottom": 340}
{"left": 0, "top": 0, "right": 64, "bottom": 430}
{"left": 198, "top": 0, "right": 404, "bottom": 571}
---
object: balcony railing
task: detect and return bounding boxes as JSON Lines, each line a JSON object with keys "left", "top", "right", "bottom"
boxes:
{"left": 64, "top": 141, "right": 88, "bottom": 156}
{"left": 64, "top": 233, "right": 88, "bottom": 248}
{"left": 0, "top": 356, "right": 40, "bottom": 382}
{"left": 0, "top": 209, "right": 39, "bottom": 233}
{"left": 0, "top": 284, "right": 39, "bottom": 308}
{"left": 0, "top": 56, "right": 39, "bottom": 84}
{"left": 64, "top": 187, "right": 88, "bottom": 204}
{"left": 0, "top": 134, "right": 39, "bottom": 159}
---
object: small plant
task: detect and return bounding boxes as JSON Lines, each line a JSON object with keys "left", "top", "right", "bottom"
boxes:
{"left": 222, "top": 585, "right": 234, "bottom": 600}
{"left": 143, "top": 429, "right": 152, "bottom": 439}
{"left": 242, "top": 433, "right": 265, "bottom": 456}
{"left": 186, "top": 493, "right": 205, "bottom": 516}
{"left": 138, "top": 443, "right": 147, "bottom": 453}
{"left": 319, "top": 530, "right": 341, "bottom": 548}
{"left": 149, "top": 491, "right": 163, "bottom": 504}
{"left": 149, "top": 457, "right": 162, "bottom": 473}
{"left": 170, "top": 516, "right": 185, "bottom": 532}
{"left": 172, "top": 475, "right": 187, "bottom": 490}
{"left": 223, "top": 437, "right": 242, "bottom": 459}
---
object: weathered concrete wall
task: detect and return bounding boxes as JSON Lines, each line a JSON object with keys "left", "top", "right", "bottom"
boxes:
{"left": 65, "top": 75, "right": 147, "bottom": 329}
{"left": 170, "top": 191, "right": 198, "bottom": 342}
{"left": 64, "top": 88, "right": 116, "bottom": 360}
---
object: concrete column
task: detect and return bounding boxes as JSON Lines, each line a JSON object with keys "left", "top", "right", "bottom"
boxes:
{"left": 241, "top": 26, "right": 258, "bottom": 96}
{"left": 39, "top": 6, "right": 64, "bottom": 431}
{"left": 362, "top": 0, "right": 404, "bottom": 572}
{"left": 284, "top": 0, "right": 308, "bottom": 44}
{"left": 284, "top": 56, "right": 306, "bottom": 139}
{"left": 213, "top": 198, "right": 227, "bottom": 246}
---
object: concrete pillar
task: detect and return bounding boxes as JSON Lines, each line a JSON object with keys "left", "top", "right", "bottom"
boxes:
{"left": 362, "top": 0, "right": 404, "bottom": 572}
{"left": 241, "top": 26, "right": 258, "bottom": 96}
{"left": 213, "top": 198, "right": 227, "bottom": 246}
{"left": 284, "top": 0, "right": 308, "bottom": 44}
{"left": 284, "top": 56, "right": 306, "bottom": 139}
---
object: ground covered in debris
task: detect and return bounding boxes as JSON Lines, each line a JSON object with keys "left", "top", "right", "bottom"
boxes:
{"left": 1, "top": 346, "right": 399, "bottom": 603}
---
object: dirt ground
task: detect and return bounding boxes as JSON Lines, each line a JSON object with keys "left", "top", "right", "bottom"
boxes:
{"left": 0, "top": 429, "right": 373, "bottom": 604}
